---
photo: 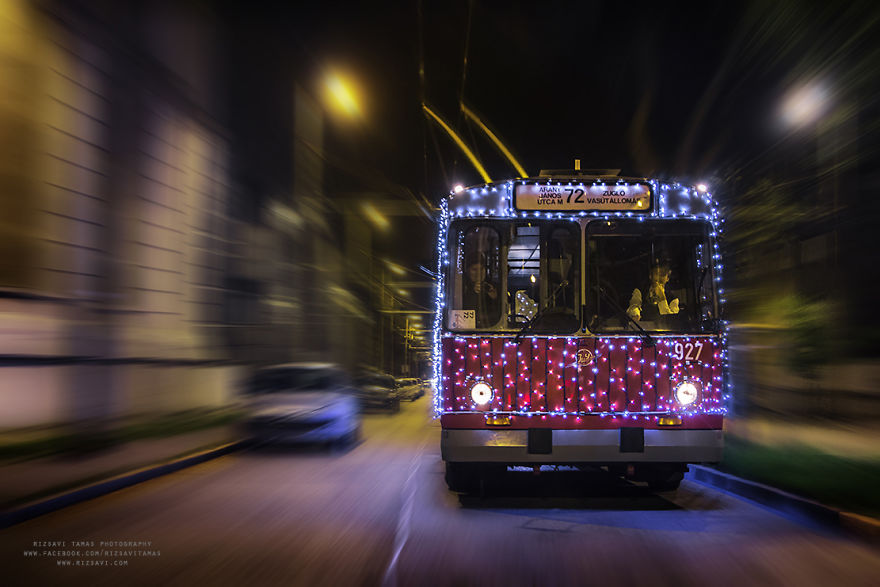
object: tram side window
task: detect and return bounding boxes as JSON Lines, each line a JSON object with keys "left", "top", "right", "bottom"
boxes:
{"left": 449, "top": 225, "right": 501, "bottom": 330}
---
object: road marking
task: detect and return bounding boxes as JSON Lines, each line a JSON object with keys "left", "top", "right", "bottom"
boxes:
{"left": 381, "top": 435, "right": 430, "bottom": 587}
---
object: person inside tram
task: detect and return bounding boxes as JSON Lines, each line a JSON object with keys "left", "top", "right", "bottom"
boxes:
{"left": 463, "top": 255, "right": 499, "bottom": 327}
{"left": 627, "top": 259, "right": 680, "bottom": 322}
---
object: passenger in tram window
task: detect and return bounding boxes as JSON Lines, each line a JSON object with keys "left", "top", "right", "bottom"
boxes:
{"left": 627, "top": 260, "right": 680, "bottom": 322}
{"left": 463, "top": 255, "right": 500, "bottom": 327}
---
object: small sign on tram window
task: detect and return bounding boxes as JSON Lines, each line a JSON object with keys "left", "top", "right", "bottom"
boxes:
{"left": 448, "top": 310, "right": 476, "bottom": 330}
{"left": 514, "top": 182, "right": 652, "bottom": 212}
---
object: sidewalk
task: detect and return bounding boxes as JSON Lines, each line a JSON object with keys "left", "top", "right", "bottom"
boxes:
{"left": 0, "top": 425, "right": 238, "bottom": 511}
{"left": 718, "top": 415, "right": 880, "bottom": 527}
{"left": 724, "top": 416, "right": 880, "bottom": 461}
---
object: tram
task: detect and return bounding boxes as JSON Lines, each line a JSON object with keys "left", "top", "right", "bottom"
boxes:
{"left": 432, "top": 170, "right": 727, "bottom": 492}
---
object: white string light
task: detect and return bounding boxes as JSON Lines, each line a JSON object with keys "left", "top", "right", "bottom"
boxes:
{"left": 433, "top": 179, "right": 730, "bottom": 421}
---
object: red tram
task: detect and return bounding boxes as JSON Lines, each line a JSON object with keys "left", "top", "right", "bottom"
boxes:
{"left": 432, "top": 171, "right": 727, "bottom": 492}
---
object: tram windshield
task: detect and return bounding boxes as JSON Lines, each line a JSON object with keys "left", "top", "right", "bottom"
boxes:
{"left": 447, "top": 220, "right": 580, "bottom": 332}
{"left": 586, "top": 219, "right": 718, "bottom": 333}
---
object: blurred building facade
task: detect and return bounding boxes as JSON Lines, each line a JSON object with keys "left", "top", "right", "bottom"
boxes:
{"left": 725, "top": 83, "right": 879, "bottom": 422}
{"left": 0, "top": 0, "right": 378, "bottom": 435}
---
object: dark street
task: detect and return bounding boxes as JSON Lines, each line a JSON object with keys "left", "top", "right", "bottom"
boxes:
{"left": 4, "top": 397, "right": 879, "bottom": 586}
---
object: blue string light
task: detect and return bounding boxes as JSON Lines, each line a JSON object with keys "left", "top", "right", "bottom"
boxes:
{"left": 433, "top": 178, "right": 730, "bottom": 421}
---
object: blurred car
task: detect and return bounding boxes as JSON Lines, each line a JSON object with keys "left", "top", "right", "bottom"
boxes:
{"left": 395, "top": 377, "right": 425, "bottom": 401}
{"left": 354, "top": 373, "right": 400, "bottom": 412}
{"left": 243, "top": 363, "right": 360, "bottom": 446}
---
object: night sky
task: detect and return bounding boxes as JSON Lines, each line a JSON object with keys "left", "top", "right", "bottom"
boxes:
{"left": 224, "top": 0, "right": 879, "bottom": 304}
{"left": 254, "top": 0, "right": 877, "bottom": 190}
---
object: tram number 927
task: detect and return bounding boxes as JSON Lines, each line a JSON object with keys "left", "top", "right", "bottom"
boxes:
{"left": 671, "top": 341, "right": 704, "bottom": 362}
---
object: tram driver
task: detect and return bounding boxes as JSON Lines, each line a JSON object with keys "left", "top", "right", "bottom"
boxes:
{"left": 627, "top": 259, "right": 680, "bottom": 322}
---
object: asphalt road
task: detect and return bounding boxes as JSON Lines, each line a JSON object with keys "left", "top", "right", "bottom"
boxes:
{"left": 3, "top": 398, "right": 879, "bottom": 586}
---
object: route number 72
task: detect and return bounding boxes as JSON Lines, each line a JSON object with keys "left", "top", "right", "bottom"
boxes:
{"left": 564, "top": 188, "right": 585, "bottom": 203}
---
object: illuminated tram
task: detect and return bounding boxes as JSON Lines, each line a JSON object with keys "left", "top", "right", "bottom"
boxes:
{"left": 432, "top": 171, "right": 727, "bottom": 492}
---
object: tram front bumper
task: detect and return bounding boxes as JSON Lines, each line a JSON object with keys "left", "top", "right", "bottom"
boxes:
{"left": 441, "top": 428, "right": 723, "bottom": 464}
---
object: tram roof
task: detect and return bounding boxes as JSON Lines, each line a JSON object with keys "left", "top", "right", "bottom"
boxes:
{"left": 445, "top": 175, "right": 719, "bottom": 222}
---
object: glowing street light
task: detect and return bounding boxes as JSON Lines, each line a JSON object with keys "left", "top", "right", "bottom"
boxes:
{"left": 324, "top": 71, "right": 362, "bottom": 118}
{"left": 781, "top": 81, "right": 829, "bottom": 129}
{"left": 385, "top": 259, "right": 406, "bottom": 275}
{"left": 361, "top": 202, "right": 389, "bottom": 230}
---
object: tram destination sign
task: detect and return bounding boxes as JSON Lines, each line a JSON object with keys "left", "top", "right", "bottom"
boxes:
{"left": 514, "top": 181, "right": 652, "bottom": 212}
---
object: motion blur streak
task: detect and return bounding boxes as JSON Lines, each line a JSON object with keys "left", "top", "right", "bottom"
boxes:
{"left": 0, "top": 0, "right": 879, "bottom": 583}
{"left": 0, "top": 0, "right": 403, "bottom": 473}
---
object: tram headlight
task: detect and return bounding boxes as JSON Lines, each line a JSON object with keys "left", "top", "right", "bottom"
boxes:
{"left": 470, "top": 381, "right": 494, "bottom": 406}
{"left": 673, "top": 380, "right": 701, "bottom": 406}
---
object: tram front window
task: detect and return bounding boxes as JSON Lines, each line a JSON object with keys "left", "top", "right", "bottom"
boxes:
{"left": 447, "top": 220, "right": 579, "bottom": 333}
{"left": 448, "top": 224, "right": 502, "bottom": 329}
{"left": 587, "top": 220, "right": 718, "bottom": 333}
{"left": 507, "top": 222, "right": 579, "bottom": 333}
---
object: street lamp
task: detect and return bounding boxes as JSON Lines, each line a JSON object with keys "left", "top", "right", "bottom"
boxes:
{"left": 781, "top": 80, "right": 829, "bottom": 129}
{"left": 361, "top": 202, "right": 389, "bottom": 231}
{"left": 324, "top": 71, "right": 362, "bottom": 118}
{"left": 385, "top": 260, "right": 406, "bottom": 275}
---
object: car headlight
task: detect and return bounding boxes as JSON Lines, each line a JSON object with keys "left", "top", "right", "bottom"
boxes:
{"left": 470, "top": 381, "right": 494, "bottom": 406}
{"left": 673, "top": 380, "right": 701, "bottom": 406}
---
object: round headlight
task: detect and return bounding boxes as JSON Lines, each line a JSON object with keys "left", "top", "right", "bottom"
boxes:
{"left": 470, "top": 381, "right": 494, "bottom": 406}
{"left": 674, "top": 381, "right": 700, "bottom": 406}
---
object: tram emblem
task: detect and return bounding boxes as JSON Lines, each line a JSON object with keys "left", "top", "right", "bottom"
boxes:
{"left": 576, "top": 348, "right": 595, "bottom": 369}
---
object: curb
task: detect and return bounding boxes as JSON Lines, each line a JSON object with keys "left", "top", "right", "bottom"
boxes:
{"left": 688, "top": 465, "right": 880, "bottom": 543}
{"left": 0, "top": 441, "right": 245, "bottom": 529}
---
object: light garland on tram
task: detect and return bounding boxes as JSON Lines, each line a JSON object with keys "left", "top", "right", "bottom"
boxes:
{"left": 431, "top": 179, "right": 731, "bottom": 421}
{"left": 438, "top": 335, "right": 726, "bottom": 420}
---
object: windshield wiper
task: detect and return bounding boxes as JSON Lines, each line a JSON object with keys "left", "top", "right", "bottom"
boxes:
{"left": 595, "top": 285, "right": 655, "bottom": 347}
{"left": 695, "top": 266, "right": 718, "bottom": 331}
{"left": 514, "top": 280, "right": 569, "bottom": 343}
{"left": 695, "top": 266, "right": 708, "bottom": 307}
